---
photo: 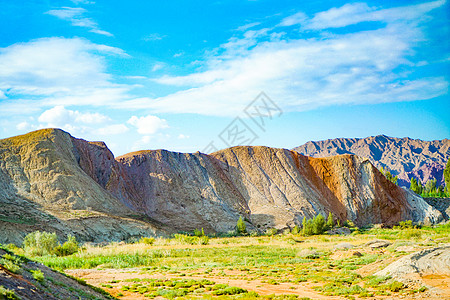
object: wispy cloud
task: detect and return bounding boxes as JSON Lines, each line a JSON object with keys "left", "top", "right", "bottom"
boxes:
{"left": 235, "top": 22, "right": 261, "bottom": 31}
{"left": 142, "top": 33, "right": 166, "bottom": 41}
{"left": 0, "top": 37, "right": 131, "bottom": 111}
{"left": 127, "top": 0, "right": 448, "bottom": 116}
{"left": 46, "top": 7, "right": 112, "bottom": 36}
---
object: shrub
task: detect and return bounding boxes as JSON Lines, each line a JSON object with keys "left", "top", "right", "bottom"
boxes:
{"left": 23, "top": 231, "right": 58, "bottom": 256}
{"left": 236, "top": 216, "right": 247, "bottom": 235}
{"left": 327, "top": 212, "right": 334, "bottom": 229}
{"left": 212, "top": 286, "right": 247, "bottom": 295}
{"left": 394, "top": 220, "right": 418, "bottom": 230}
{"left": 302, "top": 214, "right": 327, "bottom": 236}
{"left": 31, "top": 269, "right": 45, "bottom": 282}
{"left": 193, "top": 228, "right": 205, "bottom": 237}
{"left": 54, "top": 235, "right": 79, "bottom": 256}
{"left": 0, "top": 285, "right": 20, "bottom": 300}
{"left": 0, "top": 259, "right": 21, "bottom": 274}
{"left": 198, "top": 236, "right": 209, "bottom": 245}
{"left": 139, "top": 237, "right": 155, "bottom": 245}
{"left": 265, "top": 228, "right": 278, "bottom": 236}
{"left": 312, "top": 214, "right": 326, "bottom": 234}
{"left": 386, "top": 281, "right": 404, "bottom": 292}
{"left": 291, "top": 225, "right": 301, "bottom": 235}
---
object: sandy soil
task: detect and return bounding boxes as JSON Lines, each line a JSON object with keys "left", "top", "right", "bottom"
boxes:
{"left": 67, "top": 268, "right": 343, "bottom": 300}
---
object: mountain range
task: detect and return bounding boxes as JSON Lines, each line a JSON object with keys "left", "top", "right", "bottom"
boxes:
{"left": 293, "top": 135, "right": 450, "bottom": 187}
{"left": 0, "top": 129, "right": 443, "bottom": 244}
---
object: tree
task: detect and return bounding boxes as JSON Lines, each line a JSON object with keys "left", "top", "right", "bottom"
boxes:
{"left": 380, "top": 167, "right": 398, "bottom": 185}
{"left": 312, "top": 214, "right": 326, "bottom": 235}
{"left": 424, "top": 179, "right": 437, "bottom": 195}
{"left": 444, "top": 159, "right": 450, "bottom": 192}
{"left": 236, "top": 216, "right": 246, "bottom": 235}
{"left": 326, "top": 212, "right": 334, "bottom": 229}
{"left": 409, "top": 177, "right": 423, "bottom": 195}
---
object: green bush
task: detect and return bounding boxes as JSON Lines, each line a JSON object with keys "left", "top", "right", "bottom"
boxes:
{"left": 54, "top": 235, "right": 79, "bottom": 256}
{"left": 212, "top": 286, "right": 247, "bottom": 295}
{"left": 0, "top": 285, "right": 20, "bottom": 299}
{"left": 326, "top": 212, "right": 334, "bottom": 229}
{"left": 236, "top": 216, "right": 247, "bottom": 235}
{"left": 31, "top": 269, "right": 45, "bottom": 282}
{"left": 23, "top": 231, "right": 58, "bottom": 256}
{"left": 265, "top": 228, "right": 278, "bottom": 236}
{"left": 193, "top": 228, "right": 205, "bottom": 237}
{"left": 394, "top": 220, "right": 419, "bottom": 230}
{"left": 291, "top": 225, "right": 301, "bottom": 235}
{"left": 0, "top": 259, "right": 21, "bottom": 274}
{"left": 302, "top": 214, "right": 327, "bottom": 236}
{"left": 139, "top": 237, "right": 155, "bottom": 245}
{"left": 173, "top": 234, "right": 209, "bottom": 245}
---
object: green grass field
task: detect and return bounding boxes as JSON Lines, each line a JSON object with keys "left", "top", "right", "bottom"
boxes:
{"left": 5, "top": 222, "right": 450, "bottom": 299}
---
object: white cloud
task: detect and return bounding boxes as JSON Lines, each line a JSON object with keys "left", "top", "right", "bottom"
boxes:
{"left": 38, "top": 106, "right": 110, "bottom": 127}
{"left": 152, "top": 63, "right": 165, "bottom": 72}
{"left": 142, "top": 33, "right": 166, "bottom": 41}
{"left": 130, "top": 1, "right": 448, "bottom": 116}
{"left": 279, "top": 12, "right": 308, "bottom": 27}
{"left": 298, "top": 0, "right": 445, "bottom": 30}
{"left": 16, "top": 122, "right": 33, "bottom": 131}
{"left": 96, "top": 124, "right": 129, "bottom": 135}
{"left": 71, "top": 0, "right": 94, "bottom": 4}
{"left": 127, "top": 115, "right": 169, "bottom": 135}
{"left": 178, "top": 134, "right": 190, "bottom": 139}
{"left": 0, "top": 37, "right": 130, "bottom": 108}
{"left": 46, "top": 7, "right": 112, "bottom": 36}
{"left": 236, "top": 22, "right": 261, "bottom": 31}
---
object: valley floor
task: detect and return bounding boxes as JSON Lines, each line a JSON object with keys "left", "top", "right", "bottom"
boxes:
{"left": 35, "top": 225, "right": 450, "bottom": 300}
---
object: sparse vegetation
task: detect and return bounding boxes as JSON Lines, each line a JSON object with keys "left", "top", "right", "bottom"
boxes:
{"left": 23, "top": 231, "right": 58, "bottom": 256}
{"left": 0, "top": 285, "right": 20, "bottom": 300}
{"left": 23, "top": 232, "right": 80, "bottom": 257}
{"left": 301, "top": 214, "right": 326, "bottom": 236}
{"left": 236, "top": 216, "right": 247, "bottom": 235}
{"left": 14, "top": 222, "right": 449, "bottom": 299}
{"left": 31, "top": 269, "right": 45, "bottom": 282}
{"left": 139, "top": 237, "right": 155, "bottom": 245}
{"left": 380, "top": 167, "right": 398, "bottom": 185}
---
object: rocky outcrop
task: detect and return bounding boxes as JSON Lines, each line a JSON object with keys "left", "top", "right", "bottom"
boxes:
{"left": 375, "top": 247, "right": 450, "bottom": 296}
{"left": 293, "top": 135, "right": 450, "bottom": 187}
{"left": 0, "top": 129, "right": 161, "bottom": 245}
{"left": 0, "top": 129, "right": 443, "bottom": 244}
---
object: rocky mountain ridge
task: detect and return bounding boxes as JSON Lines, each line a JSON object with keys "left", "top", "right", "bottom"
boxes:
{"left": 0, "top": 129, "right": 443, "bottom": 244}
{"left": 293, "top": 135, "right": 450, "bottom": 187}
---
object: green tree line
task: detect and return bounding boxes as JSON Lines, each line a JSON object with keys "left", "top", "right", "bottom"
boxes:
{"left": 409, "top": 159, "right": 450, "bottom": 198}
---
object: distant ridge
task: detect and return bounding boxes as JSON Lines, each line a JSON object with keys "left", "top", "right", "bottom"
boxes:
{"left": 293, "top": 135, "right": 450, "bottom": 187}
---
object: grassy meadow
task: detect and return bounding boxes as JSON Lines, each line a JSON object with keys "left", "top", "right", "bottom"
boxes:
{"left": 3, "top": 222, "right": 447, "bottom": 299}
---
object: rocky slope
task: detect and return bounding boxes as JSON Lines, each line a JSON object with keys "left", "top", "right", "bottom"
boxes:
{"left": 375, "top": 246, "right": 450, "bottom": 297}
{"left": 0, "top": 129, "right": 163, "bottom": 245}
{"left": 0, "top": 129, "right": 443, "bottom": 244}
{"left": 293, "top": 135, "right": 450, "bottom": 187}
{"left": 0, "top": 247, "right": 114, "bottom": 299}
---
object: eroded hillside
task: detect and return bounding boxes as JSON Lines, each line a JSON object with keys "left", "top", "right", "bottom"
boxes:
{"left": 0, "top": 129, "right": 443, "bottom": 244}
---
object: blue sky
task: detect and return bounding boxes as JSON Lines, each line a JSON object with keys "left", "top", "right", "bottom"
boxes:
{"left": 0, "top": 0, "right": 448, "bottom": 155}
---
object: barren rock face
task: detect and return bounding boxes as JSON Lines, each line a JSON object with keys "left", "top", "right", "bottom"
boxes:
{"left": 293, "top": 135, "right": 450, "bottom": 187}
{"left": 0, "top": 129, "right": 443, "bottom": 244}
{"left": 0, "top": 129, "right": 160, "bottom": 244}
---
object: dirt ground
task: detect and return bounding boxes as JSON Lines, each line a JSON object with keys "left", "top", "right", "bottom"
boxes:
{"left": 67, "top": 268, "right": 344, "bottom": 300}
